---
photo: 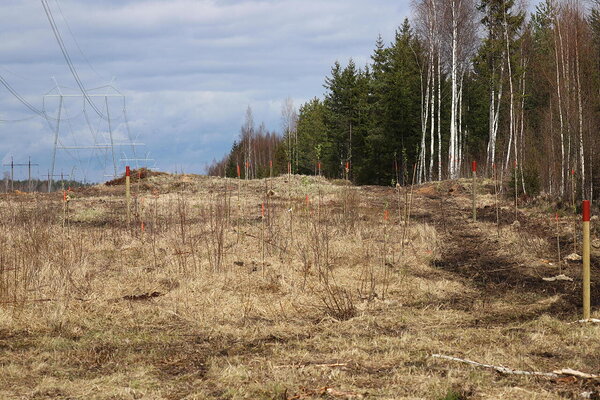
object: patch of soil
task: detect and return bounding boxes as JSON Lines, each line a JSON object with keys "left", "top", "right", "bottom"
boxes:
{"left": 431, "top": 198, "right": 600, "bottom": 317}
{"left": 105, "top": 168, "right": 166, "bottom": 186}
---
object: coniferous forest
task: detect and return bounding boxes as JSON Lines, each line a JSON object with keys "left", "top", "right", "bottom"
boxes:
{"left": 208, "top": 0, "right": 600, "bottom": 202}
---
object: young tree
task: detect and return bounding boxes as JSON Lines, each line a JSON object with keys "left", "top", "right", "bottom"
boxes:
{"left": 281, "top": 97, "right": 298, "bottom": 174}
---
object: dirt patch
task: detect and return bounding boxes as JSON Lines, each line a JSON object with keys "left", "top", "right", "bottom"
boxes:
{"left": 430, "top": 197, "right": 600, "bottom": 317}
{"left": 105, "top": 168, "right": 166, "bottom": 186}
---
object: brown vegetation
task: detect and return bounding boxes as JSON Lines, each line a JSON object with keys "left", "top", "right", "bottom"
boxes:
{"left": 0, "top": 174, "right": 598, "bottom": 399}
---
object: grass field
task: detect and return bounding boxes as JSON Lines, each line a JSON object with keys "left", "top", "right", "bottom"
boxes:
{"left": 0, "top": 172, "right": 598, "bottom": 399}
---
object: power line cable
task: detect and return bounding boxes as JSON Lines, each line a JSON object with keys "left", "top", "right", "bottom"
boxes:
{"left": 41, "top": 0, "right": 106, "bottom": 119}
{"left": 53, "top": 0, "right": 106, "bottom": 81}
{"left": 0, "top": 75, "right": 45, "bottom": 116}
{"left": 0, "top": 115, "right": 38, "bottom": 123}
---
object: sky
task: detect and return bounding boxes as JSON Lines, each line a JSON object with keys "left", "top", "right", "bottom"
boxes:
{"left": 0, "top": 0, "right": 410, "bottom": 182}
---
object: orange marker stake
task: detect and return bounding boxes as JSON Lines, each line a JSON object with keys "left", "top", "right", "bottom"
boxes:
{"left": 236, "top": 164, "right": 241, "bottom": 179}
{"left": 384, "top": 209, "right": 389, "bottom": 222}
{"left": 261, "top": 203, "right": 265, "bottom": 218}
{"left": 583, "top": 200, "right": 591, "bottom": 319}
{"left": 125, "top": 166, "right": 131, "bottom": 223}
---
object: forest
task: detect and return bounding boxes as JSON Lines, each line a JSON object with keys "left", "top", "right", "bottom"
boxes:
{"left": 208, "top": 0, "right": 600, "bottom": 202}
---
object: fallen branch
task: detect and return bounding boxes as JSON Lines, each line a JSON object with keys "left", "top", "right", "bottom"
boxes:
{"left": 432, "top": 354, "right": 559, "bottom": 377}
{"left": 432, "top": 354, "right": 600, "bottom": 380}
{"left": 542, "top": 274, "right": 573, "bottom": 282}
{"left": 553, "top": 368, "right": 600, "bottom": 380}
{"left": 570, "top": 318, "right": 600, "bottom": 324}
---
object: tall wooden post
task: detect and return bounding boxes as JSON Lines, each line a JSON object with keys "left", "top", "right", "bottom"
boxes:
{"left": 10, "top": 156, "right": 14, "bottom": 192}
{"left": 125, "top": 166, "right": 131, "bottom": 223}
{"left": 472, "top": 161, "right": 477, "bottom": 222}
{"left": 582, "top": 200, "right": 591, "bottom": 320}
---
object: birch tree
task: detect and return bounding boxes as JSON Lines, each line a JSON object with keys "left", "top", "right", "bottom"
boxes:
{"left": 443, "top": 0, "right": 477, "bottom": 179}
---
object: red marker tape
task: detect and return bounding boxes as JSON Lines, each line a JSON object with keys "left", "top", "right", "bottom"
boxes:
{"left": 63, "top": 191, "right": 67, "bottom": 202}
{"left": 583, "top": 200, "right": 591, "bottom": 222}
{"left": 318, "top": 161, "right": 321, "bottom": 169}
{"left": 492, "top": 163, "right": 496, "bottom": 170}
{"left": 345, "top": 162, "right": 349, "bottom": 170}
{"left": 471, "top": 161, "right": 477, "bottom": 172}
{"left": 269, "top": 160, "right": 272, "bottom": 168}
{"left": 126, "top": 166, "right": 130, "bottom": 177}
{"left": 261, "top": 203, "right": 265, "bottom": 218}
{"left": 572, "top": 169, "right": 576, "bottom": 176}
{"left": 141, "top": 222, "right": 145, "bottom": 232}
{"left": 555, "top": 212, "right": 559, "bottom": 222}
{"left": 306, "top": 195, "right": 309, "bottom": 206}
{"left": 384, "top": 209, "right": 389, "bottom": 221}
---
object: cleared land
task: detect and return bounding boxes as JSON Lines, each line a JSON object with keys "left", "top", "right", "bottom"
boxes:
{"left": 0, "top": 173, "right": 598, "bottom": 399}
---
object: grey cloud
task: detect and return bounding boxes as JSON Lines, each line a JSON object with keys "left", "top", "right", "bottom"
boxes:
{"left": 0, "top": 0, "right": 410, "bottom": 181}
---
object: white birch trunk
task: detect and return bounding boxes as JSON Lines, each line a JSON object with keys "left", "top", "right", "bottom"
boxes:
{"left": 554, "top": 17, "right": 566, "bottom": 196}
{"left": 503, "top": 10, "right": 515, "bottom": 172}
{"left": 575, "top": 31, "right": 585, "bottom": 198}
{"left": 449, "top": 0, "right": 459, "bottom": 179}
{"left": 437, "top": 51, "right": 442, "bottom": 180}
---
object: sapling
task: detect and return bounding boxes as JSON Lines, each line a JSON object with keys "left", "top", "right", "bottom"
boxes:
{"left": 402, "top": 164, "right": 417, "bottom": 254}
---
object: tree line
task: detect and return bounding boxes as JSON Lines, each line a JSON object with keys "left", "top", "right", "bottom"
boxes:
{"left": 208, "top": 0, "right": 600, "bottom": 202}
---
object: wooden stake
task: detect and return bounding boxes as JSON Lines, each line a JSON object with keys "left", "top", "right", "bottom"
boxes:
{"left": 472, "top": 161, "right": 477, "bottom": 222}
{"left": 572, "top": 169, "right": 577, "bottom": 250}
{"left": 556, "top": 213, "right": 561, "bottom": 274}
{"left": 261, "top": 202, "right": 265, "bottom": 275}
{"left": 125, "top": 166, "right": 131, "bottom": 223}
{"left": 345, "top": 161, "right": 349, "bottom": 181}
{"left": 514, "top": 161, "right": 518, "bottom": 221}
{"left": 493, "top": 163, "right": 500, "bottom": 237}
{"left": 237, "top": 164, "right": 241, "bottom": 244}
{"left": 583, "top": 200, "right": 591, "bottom": 320}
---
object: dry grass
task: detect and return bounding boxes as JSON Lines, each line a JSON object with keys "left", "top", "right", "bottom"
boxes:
{"left": 0, "top": 174, "right": 597, "bottom": 399}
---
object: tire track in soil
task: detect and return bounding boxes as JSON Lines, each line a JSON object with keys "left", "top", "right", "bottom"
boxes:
{"left": 414, "top": 192, "right": 599, "bottom": 321}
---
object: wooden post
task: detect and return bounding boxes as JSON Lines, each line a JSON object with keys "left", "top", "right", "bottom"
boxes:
{"left": 237, "top": 163, "right": 241, "bottom": 244}
{"left": 514, "top": 161, "right": 518, "bottom": 221}
{"left": 583, "top": 200, "right": 591, "bottom": 320}
{"left": 472, "top": 161, "right": 477, "bottom": 222}
{"left": 556, "top": 213, "right": 561, "bottom": 274}
{"left": 572, "top": 169, "right": 577, "bottom": 249}
{"left": 493, "top": 163, "right": 500, "bottom": 237}
{"left": 125, "top": 166, "right": 131, "bottom": 223}
{"left": 261, "top": 202, "right": 265, "bottom": 274}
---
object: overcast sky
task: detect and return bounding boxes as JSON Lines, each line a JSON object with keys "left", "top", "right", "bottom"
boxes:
{"left": 0, "top": 0, "right": 410, "bottom": 182}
